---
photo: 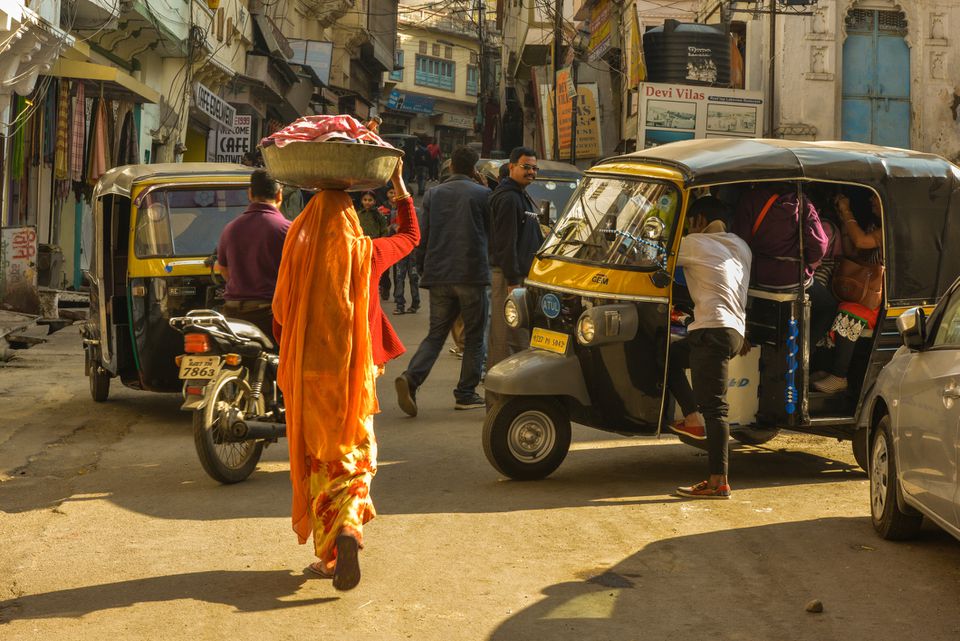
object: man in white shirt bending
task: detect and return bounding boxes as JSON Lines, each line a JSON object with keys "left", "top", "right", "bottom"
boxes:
{"left": 668, "top": 196, "right": 752, "bottom": 500}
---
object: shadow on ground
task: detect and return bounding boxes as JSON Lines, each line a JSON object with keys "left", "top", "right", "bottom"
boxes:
{"left": 0, "top": 569, "right": 334, "bottom": 624}
{"left": 488, "top": 517, "right": 960, "bottom": 641}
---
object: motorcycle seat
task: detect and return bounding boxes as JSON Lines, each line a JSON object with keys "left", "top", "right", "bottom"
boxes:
{"left": 226, "top": 320, "right": 274, "bottom": 350}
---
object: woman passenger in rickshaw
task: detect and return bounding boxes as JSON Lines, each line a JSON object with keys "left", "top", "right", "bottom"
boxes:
{"left": 812, "top": 188, "right": 883, "bottom": 394}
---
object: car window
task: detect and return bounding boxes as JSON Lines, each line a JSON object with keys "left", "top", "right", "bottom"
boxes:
{"left": 932, "top": 291, "right": 960, "bottom": 347}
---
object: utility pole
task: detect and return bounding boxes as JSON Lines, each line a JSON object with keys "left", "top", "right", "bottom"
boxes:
{"left": 552, "top": 0, "right": 563, "bottom": 160}
{"left": 768, "top": 0, "right": 777, "bottom": 138}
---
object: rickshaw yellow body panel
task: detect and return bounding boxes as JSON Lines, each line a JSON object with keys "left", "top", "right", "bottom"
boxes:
{"left": 527, "top": 258, "right": 670, "bottom": 301}
{"left": 125, "top": 175, "right": 252, "bottom": 279}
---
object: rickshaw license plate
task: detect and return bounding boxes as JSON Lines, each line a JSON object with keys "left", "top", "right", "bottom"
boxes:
{"left": 179, "top": 355, "right": 222, "bottom": 380}
{"left": 530, "top": 328, "right": 569, "bottom": 355}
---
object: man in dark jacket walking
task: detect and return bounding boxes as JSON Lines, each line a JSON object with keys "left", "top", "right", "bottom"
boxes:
{"left": 395, "top": 146, "right": 491, "bottom": 416}
{"left": 487, "top": 146, "right": 543, "bottom": 367}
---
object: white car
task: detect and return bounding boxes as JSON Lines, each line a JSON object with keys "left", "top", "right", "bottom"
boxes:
{"left": 860, "top": 278, "right": 960, "bottom": 541}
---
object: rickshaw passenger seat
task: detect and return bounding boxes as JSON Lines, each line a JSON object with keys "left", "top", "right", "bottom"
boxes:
{"left": 226, "top": 320, "right": 274, "bottom": 350}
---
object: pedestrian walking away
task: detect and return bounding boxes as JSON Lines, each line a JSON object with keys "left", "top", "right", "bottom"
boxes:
{"left": 387, "top": 187, "right": 420, "bottom": 314}
{"left": 272, "top": 160, "right": 419, "bottom": 590}
{"left": 396, "top": 145, "right": 491, "bottom": 416}
{"left": 487, "top": 146, "right": 544, "bottom": 368}
{"left": 216, "top": 169, "right": 291, "bottom": 338}
{"left": 665, "top": 196, "right": 752, "bottom": 500}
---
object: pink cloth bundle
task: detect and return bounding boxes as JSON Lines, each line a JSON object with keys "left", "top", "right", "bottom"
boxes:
{"left": 260, "top": 115, "right": 393, "bottom": 149}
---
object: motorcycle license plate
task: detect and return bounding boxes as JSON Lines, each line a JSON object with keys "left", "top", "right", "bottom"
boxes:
{"left": 530, "top": 328, "right": 569, "bottom": 355}
{"left": 178, "top": 355, "right": 222, "bottom": 380}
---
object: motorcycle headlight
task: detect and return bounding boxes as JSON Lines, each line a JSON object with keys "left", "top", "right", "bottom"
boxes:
{"left": 576, "top": 314, "right": 596, "bottom": 344}
{"left": 504, "top": 298, "right": 521, "bottom": 328}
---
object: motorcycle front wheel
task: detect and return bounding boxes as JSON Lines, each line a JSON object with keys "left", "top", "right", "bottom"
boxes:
{"left": 193, "top": 369, "right": 265, "bottom": 484}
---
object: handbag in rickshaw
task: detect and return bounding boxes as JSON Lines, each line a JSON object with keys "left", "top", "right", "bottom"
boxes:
{"left": 832, "top": 257, "right": 884, "bottom": 309}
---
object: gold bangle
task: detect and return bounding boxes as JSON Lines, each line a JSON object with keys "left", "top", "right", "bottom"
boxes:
{"left": 844, "top": 218, "right": 858, "bottom": 225}
{"left": 391, "top": 192, "right": 411, "bottom": 203}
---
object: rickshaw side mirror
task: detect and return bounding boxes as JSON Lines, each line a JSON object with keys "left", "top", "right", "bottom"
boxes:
{"left": 538, "top": 200, "right": 551, "bottom": 226}
{"left": 896, "top": 307, "right": 926, "bottom": 350}
{"left": 650, "top": 268, "right": 671, "bottom": 289}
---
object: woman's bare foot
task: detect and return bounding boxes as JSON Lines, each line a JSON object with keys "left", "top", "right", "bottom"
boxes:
{"left": 333, "top": 533, "right": 361, "bottom": 591}
{"left": 306, "top": 561, "right": 334, "bottom": 578}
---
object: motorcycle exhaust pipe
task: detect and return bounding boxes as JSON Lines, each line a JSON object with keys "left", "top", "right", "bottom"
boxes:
{"left": 226, "top": 417, "right": 287, "bottom": 441}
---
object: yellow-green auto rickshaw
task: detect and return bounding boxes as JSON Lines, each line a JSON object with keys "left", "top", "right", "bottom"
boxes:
{"left": 80, "top": 163, "right": 254, "bottom": 401}
{"left": 483, "top": 139, "right": 960, "bottom": 480}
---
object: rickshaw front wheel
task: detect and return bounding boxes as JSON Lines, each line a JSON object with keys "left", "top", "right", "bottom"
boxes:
{"left": 483, "top": 397, "right": 571, "bottom": 481}
{"left": 89, "top": 365, "right": 110, "bottom": 403}
{"left": 730, "top": 426, "right": 780, "bottom": 446}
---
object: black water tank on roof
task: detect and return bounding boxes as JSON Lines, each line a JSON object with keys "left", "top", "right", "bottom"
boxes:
{"left": 643, "top": 20, "right": 731, "bottom": 87}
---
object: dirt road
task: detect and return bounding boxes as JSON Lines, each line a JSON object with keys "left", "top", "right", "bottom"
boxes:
{"left": 1, "top": 314, "right": 958, "bottom": 640}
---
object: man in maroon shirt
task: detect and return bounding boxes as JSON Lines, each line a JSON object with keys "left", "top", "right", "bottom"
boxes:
{"left": 217, "top": 169, "right": 292, "bottom": 338}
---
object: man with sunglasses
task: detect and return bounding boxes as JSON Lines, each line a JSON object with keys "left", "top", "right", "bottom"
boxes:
{"left": 488, "top": 146, "right": 544, "bottom": 367}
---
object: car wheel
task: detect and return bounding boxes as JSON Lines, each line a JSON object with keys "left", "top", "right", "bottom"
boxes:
{"left": 870, "top": 415, "right": 923, "bottom": 540}
{"left": 483, "top": 397, "right": 571, "bottom": 481}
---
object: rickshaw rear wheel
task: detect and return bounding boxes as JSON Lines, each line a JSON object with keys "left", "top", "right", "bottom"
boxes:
{"left": 89, "top": 365, "right": 110, "bottom": 402}
{"left": 730, "top": 426, "right": 781, "bottom": 446}
{"left": 194, "top": 370, "right": 265, "bottom": 484}
{"left": 483, "top": 397, "right": 571, "bottom": 481}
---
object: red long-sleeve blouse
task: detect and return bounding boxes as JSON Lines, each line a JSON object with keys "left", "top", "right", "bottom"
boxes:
{"left": 369, "top": 196, "right": 419, "bottom": 365}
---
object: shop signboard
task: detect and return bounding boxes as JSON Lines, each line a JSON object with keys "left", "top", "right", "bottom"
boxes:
{"left": 386, "top": 89, "right": 435, "bottom": 115}
{"left": 207, "top": 115, "right": 253, "bottom": 163}
{"left": 437, "top": 112, "right": 474, "bottom": 129}
{"left": 193, "top": 82, "right": 236, "bottom": 131}
{"left": 637, "top": 82, "right": 765, "bottom": 149}
{"left": 1, "top": 226, "right": 38, "bottom": 309}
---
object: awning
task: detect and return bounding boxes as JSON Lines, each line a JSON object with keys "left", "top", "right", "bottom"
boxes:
{"left": 48, "top": 59, "right": 160, "bottom": 104}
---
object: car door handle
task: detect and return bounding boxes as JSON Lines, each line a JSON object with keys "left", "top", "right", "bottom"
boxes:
{"left": 942, "top": 383, "right": 960, "bottom": 399}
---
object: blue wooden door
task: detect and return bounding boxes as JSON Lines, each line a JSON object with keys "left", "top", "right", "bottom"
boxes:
{"left": 841, "top": 9, "right": 910, "bottom": 148}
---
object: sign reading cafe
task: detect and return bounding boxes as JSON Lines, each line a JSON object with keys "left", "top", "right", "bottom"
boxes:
{"left": 193, "top": 82, "right": 236, "bottom": 130}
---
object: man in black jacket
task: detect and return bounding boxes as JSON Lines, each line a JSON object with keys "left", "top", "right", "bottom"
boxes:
{"left": 487, "top": 146, "right": 543, "bottom": 367}
{"left": 395, "top": 146, "right": 491, "bottom": 416}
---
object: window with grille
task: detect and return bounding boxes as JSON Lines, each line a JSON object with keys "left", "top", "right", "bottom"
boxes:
{"left": 390, "top": 50, "right": 404, "bottom": 81}
{"left": 415, "top": 55, "right": 455, "bottom": 91}
{"left": 470, "top": 51, "right": 478, "bottom": 64}
{"left": 445, "top": 46, "right": 453, "bottom": 59}
{"left": 432, "top": 43, "right": 441, "bottom": 57}
{"left": 466, "top": 65, "right": 479, "bottom": 96}
{"left": 419, "top": 40, "right": 427, "bottom": 54}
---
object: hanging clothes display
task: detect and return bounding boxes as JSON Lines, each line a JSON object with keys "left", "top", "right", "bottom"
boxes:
{"left": 11, "top": 96, "right": 26, "bottom": 181}
{"left": 54, "top": 80, "right": 70, "bottom": 181}
{"left": 69, "top": 83, "right": 86, "bottom": 185}
{"left": 42, "top": 79, "right": 57, "bottom": 164}
{"left": 86, "top": 96, "right": 109, "bottom": 186}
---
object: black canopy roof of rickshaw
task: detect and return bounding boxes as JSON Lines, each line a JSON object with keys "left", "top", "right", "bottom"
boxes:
{"left": 596, "top": 139, "right": 960, "bottom": 306}
{"left": 93, "top": 163, "right": 253, "bottom": 199}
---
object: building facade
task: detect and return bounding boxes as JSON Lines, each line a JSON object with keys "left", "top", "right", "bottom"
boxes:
{"left": 697, "top": 0, "right": 960, "bottom": 160}
{"left": 382, "top": 4, "right": 481, "bottom": 154}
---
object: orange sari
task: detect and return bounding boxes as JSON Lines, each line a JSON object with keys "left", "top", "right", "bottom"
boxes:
{"left": 272, "top": 191, "right": 379, "bottom": 560}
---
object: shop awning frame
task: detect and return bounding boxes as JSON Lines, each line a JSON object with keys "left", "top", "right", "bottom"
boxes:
{"left": 48, "top": 59, "right": 160, "bottom": 104}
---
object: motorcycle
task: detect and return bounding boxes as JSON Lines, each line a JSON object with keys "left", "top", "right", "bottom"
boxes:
{"left": 170, "top": 309, "right": 285, "bottom": 483}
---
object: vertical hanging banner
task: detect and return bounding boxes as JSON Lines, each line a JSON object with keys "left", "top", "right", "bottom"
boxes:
{"left": 552, "top": 71, "right": 602, "bottom": 161}
{"left": 588, "top": 0, "right": 613, "bottom": 61}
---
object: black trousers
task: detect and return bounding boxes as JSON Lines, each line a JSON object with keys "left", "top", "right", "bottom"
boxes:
{"left": 667, "top": 328, "right": 743, "bottom": 477}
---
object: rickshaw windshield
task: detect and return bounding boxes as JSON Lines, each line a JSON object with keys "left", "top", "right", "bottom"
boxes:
{"left": 134, "top": 187, "right": 249, "bottom": 258}
{"left": 527, "top": 178, "right": 580, "bottom": 224}
{"left": 538, "top": 176, "right": 679, "bottom": 269}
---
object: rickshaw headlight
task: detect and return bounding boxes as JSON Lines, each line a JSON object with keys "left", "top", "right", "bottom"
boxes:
{"left": 577, "top": 315, "right": 596, "bottom": 344}
{"left": 504, "top": 298, "right": 521, "bottom": 328}
{"left": 504, "top": 287, "right": 530, "bottom": 329}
